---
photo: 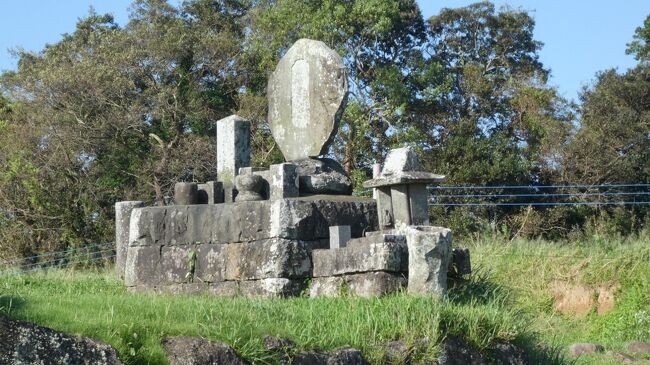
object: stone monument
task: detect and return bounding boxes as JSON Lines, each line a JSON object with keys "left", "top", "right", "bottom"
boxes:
{"left": 117, "top": 38, "right": 460, "bottom": 299}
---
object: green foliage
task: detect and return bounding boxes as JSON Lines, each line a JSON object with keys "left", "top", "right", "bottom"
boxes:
{"left": 627, "top": 14, "right": 650, "bottom": 61}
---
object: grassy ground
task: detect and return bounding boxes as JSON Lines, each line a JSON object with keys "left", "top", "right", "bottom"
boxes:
{"left": 1, "top": 233, "right": 648, "bottom": 364}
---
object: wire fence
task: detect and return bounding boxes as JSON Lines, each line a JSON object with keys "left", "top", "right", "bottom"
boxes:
{"left": 428, "top": 183, "right": 650, "bottom": 207}
{"left": 0, "top": 242, "right": 115, "bottom": 276}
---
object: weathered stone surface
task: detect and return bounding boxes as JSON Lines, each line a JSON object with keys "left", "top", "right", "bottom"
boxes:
{"left": 174, "top": 182, "right": 198, "bottom": 205}
{"left": 270, "top": 163, "right": 299, "bottom": 200}
{"left": 437, "top": 336, "right": 486, "bottom": 365}
{"left": 627, "top": 342, "right": 650, "bottom": 354}
{"left": 376, "top": 187, "right": 394, "bottom": 229}
{"left": 568, "top": 343, "right": 604, "bottom": 357}
{"left": 225, "top": 239, "right": 312, "bottom": 280}
{"left": 294, "top": 157, "right": 353, "bottom": 195}
{"left": 0, "top": 316, "right": 123, "bottom": 365}
{"left": 263, "top": 336, "right": 296, "bottom": 352}
{"left": 492, "top": 341, "right": 530, "bottom": 365}
{"left": 235, "top": 174, "right": 265, "bottom": 202}
{"left": 329, "top": 225, "right": 351, "bottom": 249}
{"left": 402, "top": 226, "right": 452, "bottom": 296}
{"left": 312, "top": 241, "right": 407, "bottom": 277}
{"left": 267, "top": 39, "right": 348, "bottom": 161}
{"left": 128, "top": 197, "right": 377, "bottom": 247}
{"left": 291, "top": 348, "right": 369, "bottom": 365}
{"left": 309, "top": 272, "right": 407, "bottom": 298}
{"left": 217, "top": 115, "right": 251, "bottom": 202}
{"left": 115, "top": 201, "right": 144, "bottom": 278}
{"left": 363, "top": 147, "right": 444, "bottom": 189}
{"left": 391, "top": 184, "right": 411, "bottom": 227}
{"left": 382, "top": 340, "right": 410, "bottom": 365}
{"left": 163, "top": 336, "right": 249, "bottom": 365}
{"left": 197, "top": 181, "right": 224, "bottom": 204}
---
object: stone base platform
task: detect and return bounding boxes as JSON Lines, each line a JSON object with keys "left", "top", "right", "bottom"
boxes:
{"left": 124, "top": 196, "right": 378, "bottom": 297}
{"left": 309, "top": 233, "right": 408, "bottom": 298}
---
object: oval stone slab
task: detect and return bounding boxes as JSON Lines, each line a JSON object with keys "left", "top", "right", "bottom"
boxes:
{"left": 268, "top": 39, "right": 348, "bottom": 161}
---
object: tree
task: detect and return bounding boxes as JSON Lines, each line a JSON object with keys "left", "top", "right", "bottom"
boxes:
{"left": 241, "top": 0, "right": 432, "bottom": 179}
{"left": 627, "top": 14, "right": 650, "bottom": 62}
{"left": 0, "top": 0, "right": 249, "bottom": 258}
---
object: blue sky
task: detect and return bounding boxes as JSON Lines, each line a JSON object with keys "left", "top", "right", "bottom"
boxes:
{"left": 0, "top": 1, "right": 648, "bottom": 101}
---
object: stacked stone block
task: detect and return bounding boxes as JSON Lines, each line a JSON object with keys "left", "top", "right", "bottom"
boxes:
{"left": 125, "top": 197, "right": 378, "bottom": 298}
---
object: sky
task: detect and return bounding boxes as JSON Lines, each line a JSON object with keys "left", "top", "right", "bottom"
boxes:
{"left": 0, "top": 1, "right": 648, "bottom": 101}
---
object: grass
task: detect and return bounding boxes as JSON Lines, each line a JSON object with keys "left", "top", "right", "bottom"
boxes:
{"left": 1, "top": 232, "right": 648, "bottom": 364}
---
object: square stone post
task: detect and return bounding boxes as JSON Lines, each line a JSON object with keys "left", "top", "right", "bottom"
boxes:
{"left": 217, "top": 115, "right": 251, "bottom": 203}
{"left": 329, "top": 225, "right": 351, "bottom": 249}
{"left": 270, "top": 163, "right": 299, "bottom": 200}
{"left": 115, "top": 201, "right": 144, "bottom": 278}
{"left": 197, "top": 181, "right": 224, "bottom": 204}
{"left": 408, "top": 184, "right": 430, "bottom": 226}
{"left": 390, "top": 184, "right": 411, "bottom": 226}
{"left": 376, "top": 187, "right": 394, "bottom": 230}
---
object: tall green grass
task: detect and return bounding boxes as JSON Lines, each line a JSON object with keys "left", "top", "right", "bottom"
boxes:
{"left": 1, "top": 233, "right": 648, "bottom": 364}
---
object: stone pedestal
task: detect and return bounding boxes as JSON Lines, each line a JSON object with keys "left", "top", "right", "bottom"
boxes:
{"left": 175, "top": 182, "right": 198, "bottom": 205}
{"left": 217, "top": 115, "right": 251, "bottom": 202}
{"left": 125, "top": 196, "right": 378, "bottom": 297}
{"left": 115, "top": 201, "right": 144, "bottom": 278}
{"left": 402, "top": 226, "right": 452, "bottom": 296}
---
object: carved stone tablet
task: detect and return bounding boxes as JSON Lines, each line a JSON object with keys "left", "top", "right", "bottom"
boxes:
{"left": 268, "top": 39, "right": 348, "bottom": 161}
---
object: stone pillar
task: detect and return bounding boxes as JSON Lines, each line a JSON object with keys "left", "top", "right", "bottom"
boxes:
{"left": 217, "top": 115, "right": 251, "bottom": 202}
{"left": 408, "top": 184, "right": 430, "bottom": 226}
{"left": 402, "top": 226, "right": 452, "bottom": 296}
{"left": 372, "top": 163, "right": 381, "bottom": 199}
{"left": 270, "top": 163, "right": 299, "bottom": 200}
{"left": 391, "top": 185, "right": 411, "bottom": 226}
{"left": 174, "top": 182, "right": 198, "bottom": 205}
{"left": 376, "top": 187, "right": 394, "bottom": 230}
{"left": 197, "top": 181, "right": 224, "bottom": 204}
{"left": 329, "top": 225, "right": 351, "bottom": 249}
{"left": 115, "top": 201, "right": 144, "bottom": 278}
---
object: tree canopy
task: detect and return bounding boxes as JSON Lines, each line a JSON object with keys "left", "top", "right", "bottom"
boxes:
{"left": 0, "top": 0, "right": 648, "bottom": 258}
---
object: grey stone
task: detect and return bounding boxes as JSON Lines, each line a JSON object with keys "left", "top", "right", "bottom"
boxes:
{"left": 174, "top": 182, "right": 198, "bottom": 205}
{"left": 437, "top": 336, "right": 486, "bottom": 365}
{"left": 291, "top": 348, "right": 369, "bottom": 365}
{"left": 267, "top": 39, "right": 348, "bottom": 161}
{"left": 235, "top": 174, "right": 265, "bottom": 202}
{"left": 128, "top": 196, "right": 377, "bottom": 247}
{"left": 224, "top": 239, "right": 312, "bottom": 280}
{"left": 0, "top": 316, "right": 123, "bottom": 365}
{"left": 312, "top": 241, "right": 407, "bottom": 277}
{"left": 376, "top": 187, "right": 394, "bottom": 229}
{"left": 115, "top": 201, "right": 144, "bottom": 278}
{"left": 329, "top": 225, "right": 351, "bottom": 249}
{"left": 362, "top": 147, "right": 444, "bottom": 189}
{"left": 163, "top": 336, "right": 249, "bottom": 365}
{"left": 391, "top": 185, "right": 411, "bottom": 227}
{"left": 309, "top": 272, "right": 407, "bottom": 298}
{"left": 383, "top": 340, "right": 410, "bottom": 365}
{"left": 568, "top": 343, "right": 604, "bottom": 357}
{"left": 263, "top": 336, "right": 296, "bottom": 351}
{"left": 402, "top": 226, "right": 452, "bottom": 296}
{"left": 270, "top": 163, "right": 299, "bottom": 200}
{"left": 492, "top": 341, "right": 530, "bottom": 365}
{"left": 449, "top": 248, "right": 472, "bottom": 278}
{"left": 294, "top": 157, "right": 353, "bottom": 195}
{"left": 409, "top": 184, "right": 430, "bottom": 226}
{"left": 627, "top": 342, "right": 650, "bottom": 354}
{"left": 217, "top": 115, "right": 251, "bottom": 202}
{"left": 197, "top": 181, "right": 224, "bottom": 204}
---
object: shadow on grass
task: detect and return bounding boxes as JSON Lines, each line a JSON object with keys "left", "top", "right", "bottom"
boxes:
{"left": 447, "top": 265, "right": 509, "bottom": 305}
{"left": 0, "top": 295, "right": 25, "bottom": 318}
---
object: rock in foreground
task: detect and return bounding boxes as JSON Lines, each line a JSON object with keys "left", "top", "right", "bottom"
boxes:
{"left": 0, "top": 316, "right": 123, "bottom": 365}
